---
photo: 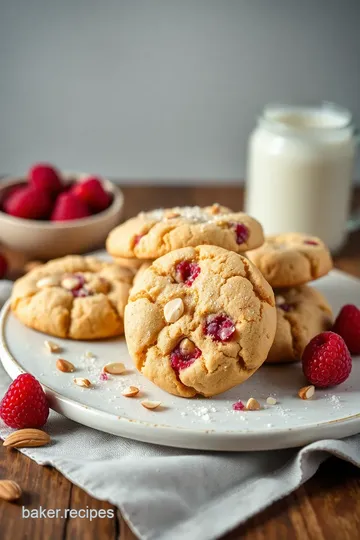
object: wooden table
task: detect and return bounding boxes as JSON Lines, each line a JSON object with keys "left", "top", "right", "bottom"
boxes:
{"left": 1, "top": 186, "right": 360, "bottom": 540}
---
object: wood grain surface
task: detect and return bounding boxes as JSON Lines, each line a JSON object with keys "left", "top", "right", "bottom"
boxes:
{"left": 1, "top": 185, "right": 360, "bottom": 540}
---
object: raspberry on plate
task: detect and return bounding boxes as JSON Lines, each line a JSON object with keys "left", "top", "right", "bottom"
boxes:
{"left": 51, "top": 193, "right": 90, "bottom": 221}
{"left": 3, "top": 186, "right": 53, "bottom": 220}
{"left": 29, "top": 163, "right": 63, "bottom": 194}
{"left": 0, "top": 373, "right": 49, "bottom": 429}
{"left": 333, "top": 304, "right": 360, "bottom": 355}
{"left": 71, "top": 177, "right": 111, "bottom": 212}
{"left": 302, "top": 331, "right": 352, "bottom": 388}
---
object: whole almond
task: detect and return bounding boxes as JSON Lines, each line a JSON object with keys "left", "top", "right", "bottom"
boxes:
{"left": 179, "top": 338, "right": 196, "bottom": 356}
{"left": 73, "top": 377, "right": 92, "bottom": 388}
{"left": 103, "top": 362, "right": 126, "bottom": 375}
{"left": 3, "top": 428, "right": 51, "bottom": 448}
{"left": 56, "top": 359, "right": 75, "bottom": 373}
{"left": 44, "top": 340, "right": 61, "bottom": 353}
{"left": 298, "top": 385, "right": 315, "bottom": 400}
{"left": 36, "top": 276, "right": 59, "bottom": 289}
{"left": 61, "top": 276, "right": 80, "bottom": 290}
{"left": 141, "top": 400, "right": 161, "bottom": 410}
{"left": 266, "top": 396, "right": 277, "bottom": 405}
{"left": 164, "top": 298, "right": 184, "bottom": 323}
{"left": 0, "top": 480, "right": 22, "bottom": 501}
{"left": 246, "top": 397, "right": 261, "bottom": 411}
{"left": 121, "top": 386, "right": 139, "bottom": 397}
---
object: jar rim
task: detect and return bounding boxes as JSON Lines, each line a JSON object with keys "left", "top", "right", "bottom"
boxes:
{"left": 259, "top": 102, "right": 353, "bottom": 133}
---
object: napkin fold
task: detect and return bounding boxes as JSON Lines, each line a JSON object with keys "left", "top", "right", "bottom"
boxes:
{"left": 0, "top": 277, "right": 359, "bottom": 540}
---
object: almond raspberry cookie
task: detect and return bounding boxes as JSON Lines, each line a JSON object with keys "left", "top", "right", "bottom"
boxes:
{"left": 106, "top": 204, "right": 264, "bottom": 261}
{"left": 266, "top": 285, "right": 333, "bottom": 364}
{"left": 113, "top": 256, "right": 153, "bottom": 273}
{"left": 246, "top": 233, "right": 333, "bottom": 288}
{"left": 11, "top": 255, "right": 133, "bottom": 339}
{"left": 125, "top": 245, "right": 276, "bottom": 397}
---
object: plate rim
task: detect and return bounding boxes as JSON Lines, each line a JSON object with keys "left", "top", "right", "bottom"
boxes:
{"left": 1, "top": 295, "right": 360, "bottom": 451}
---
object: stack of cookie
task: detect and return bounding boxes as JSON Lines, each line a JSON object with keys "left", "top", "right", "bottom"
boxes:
{"left": 247, "top": 233, "right": 334, "bottom": 364}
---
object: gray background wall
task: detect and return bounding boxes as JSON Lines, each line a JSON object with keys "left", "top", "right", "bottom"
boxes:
{"left": 0, "top": 0, "right": 359, "bottom": 183}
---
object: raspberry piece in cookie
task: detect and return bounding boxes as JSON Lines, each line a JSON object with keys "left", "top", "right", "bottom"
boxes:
{"left": 125, "top": 245, "right": 276, "bottom": 398}
{"left": 106, "top": 205, "right": 264, "bottom": 260}
{"left": 175, "top": 261, "right": 201, "bottom": 286}
{"left": 266, "top": 286, "right": 333, "bottom": 364}
{"left": 11, "top": 255, "right": 133, "bottom": 340}
{"left": 247, "top": 233, "right": 333, "bottom": 288}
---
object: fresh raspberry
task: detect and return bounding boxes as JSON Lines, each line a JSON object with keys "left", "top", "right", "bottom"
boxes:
{"left": 204, "top": 314, "right": 236, "bottom": 342}
{"left": 175, "top": 261, "right": 201, "bottom": 286}
{"left": 28, "top": 163, "right": 63, "bottom": 194}
{"left": 0, "top": 374, "right": 49, "bottom": 429}
{"left": 230, "top": 222, "right": 249, "bottom": 245}
{"left": 3, "top": 186, "right": 53, "bottom": 220}
{"left": 0, "top": 253, "right": 8, "bottom": 279}
{"left": 170, "top": 344, "right": 201, "bottom": 371}
{"left": 302, "top": 331, "right": 352, "bottom": 388}
{"left": 71, "top": 177, "right": 111, "bottom": 212}
{"left": 51, "top": 193, "right": 90, "bottom": 221}
{"left": 232, "top": 400, "right": 245, "bottom": 411}
{"left": 333, "top": 305, "right": 360, "bottom": 355}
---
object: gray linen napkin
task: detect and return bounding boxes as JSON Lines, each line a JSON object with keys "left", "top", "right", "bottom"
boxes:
{"left": 0, "top": 279, "right": 359, "bottom": 540}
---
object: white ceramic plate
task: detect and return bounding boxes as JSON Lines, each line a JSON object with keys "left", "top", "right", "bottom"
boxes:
{"left": 1, "top": 270, "right": 360, "bottom": 452}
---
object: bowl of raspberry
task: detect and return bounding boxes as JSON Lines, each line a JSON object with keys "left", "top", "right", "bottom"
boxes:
{"left": 0, "top": 163, "right": 124, "bottom": 259}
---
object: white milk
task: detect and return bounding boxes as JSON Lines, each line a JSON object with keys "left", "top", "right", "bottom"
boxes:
{"left": 245, "top": 104, "right": 356, "bottom": 252}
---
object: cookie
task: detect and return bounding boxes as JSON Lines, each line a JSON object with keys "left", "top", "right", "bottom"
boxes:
{"left": 11, "top": 255, "right": 133, "bottom": 340}
{"left": 246, "top": 233, "right": 333, "bottom": 288}
{"left": 113, "top": 256, "right": 153, "bottom": 272}
{"left": 266, "top": 286, "right": 333, "bottom": 364}
{"left": 106, "top": 204, "right": 264, "bottom": 260}
{"left": 125, "top": 245, "right": 276, "bottom": 397}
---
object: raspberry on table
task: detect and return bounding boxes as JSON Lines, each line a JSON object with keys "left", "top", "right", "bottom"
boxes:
{"left": 0, "top": 374, "right": 49, "bottom": 429}
{"left": 333, "top": 304, "right": 360, "bottom": 355}
{"left": 0, "top": 253, "right": 8, "bottom": 279}
{"left": 302, "top": 331, "right": 352, "bottom": 388}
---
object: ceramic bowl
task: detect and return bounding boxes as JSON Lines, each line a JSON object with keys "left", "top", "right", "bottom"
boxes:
{"left": 0, "top": 173, "right": 124, "bottom": 259}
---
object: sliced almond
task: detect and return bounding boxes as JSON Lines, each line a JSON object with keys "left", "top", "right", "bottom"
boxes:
{"left": 298, "top": 385, "right": 315, "bottom": 400}
{"left": 84, "top": 351, "right": 95, "bottom": 359}
{"left": 141, "top": 400, "right": 161, "bottom": 410}
{"left": 36, "top": 276, "right": 59, "bottom": 289}
{"left": 56, "top": 358, "right": 75, "bottom": 373}
{"left": 0, "top": 480, "right": 22, "bottom": 501}
{"left": 44, "top": 340, "right": 61, "bottom": 353}
{"left": 164, "top": 298, "right": 184, "bottom": 323}
{"left": 266, "top": 396, "right": 277, "bottom": 405}
{"left": 3, "top": 428, "right": 51, "bottom": 448}
{"left": 73, "top": 377, "right": 92, "bottom": 388}
{"left": 121, "top": 386, "right": 139, "bottom": 397}
{"left": 103, "top": 362, "right": 126, "bottom": 375}
{"left": 246, "top": 397, "right": 261, "bottom": 411}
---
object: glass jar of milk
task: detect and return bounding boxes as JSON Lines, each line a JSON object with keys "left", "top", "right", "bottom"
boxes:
{"left": 245, "top": 103, "right": 357, "bottom": 252}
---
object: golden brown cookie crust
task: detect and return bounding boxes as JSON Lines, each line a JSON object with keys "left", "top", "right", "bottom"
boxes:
{"left": 266, "top": 285, "right": 333, "bottom": 364}
{"left": 247, "top": 233, "right": 333, "bottom": 288}
{"left": 11, "top": 255, "right": 133, "bottom": 340}
{"left": 125, "top": 245, "right": 276, "bottom": 397}
{"left": 113, "top": 256, "right": 153, "bottom": 272}
{"left": 107, "top": 205, "right": 264, "bottom": 260}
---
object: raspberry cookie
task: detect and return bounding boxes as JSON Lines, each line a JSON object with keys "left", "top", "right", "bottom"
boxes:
{"left": 107, "top": 204, "right": 264, "bottom": 260}
{"left": 266, "top": 286, "right": 333, "bottom": 364}
{"left": 125, "top": 245, "right": 276, "bottom": 397}
{"left": 11, "top": 255, "right": 133, "bottom": 340}
{"left": 247, "top": 233, "right": 333, "bottom": 288}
